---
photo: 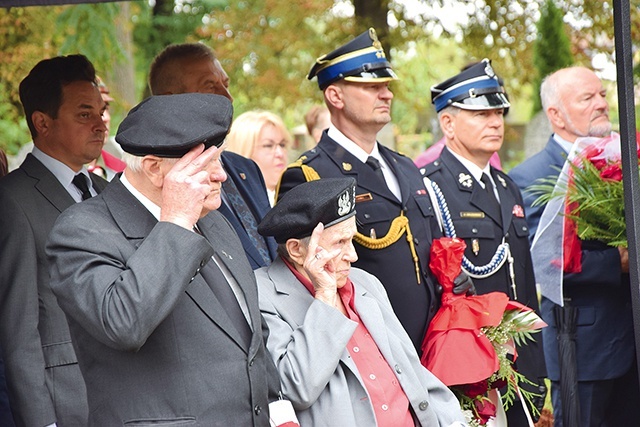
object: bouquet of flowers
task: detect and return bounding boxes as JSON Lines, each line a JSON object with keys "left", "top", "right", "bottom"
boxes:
{"left": 531, "top": 133, "right": 632, "bottom": 249}
{"left": 421, "top": 238, "right": 547, "bottom": 426}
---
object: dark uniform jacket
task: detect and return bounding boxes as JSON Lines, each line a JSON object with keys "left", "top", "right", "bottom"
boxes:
{"left": 422, "top": 148, "right": 546, "bottom": 390}
{"left": 277, "top": 132, "right": 440, "bottom": 352}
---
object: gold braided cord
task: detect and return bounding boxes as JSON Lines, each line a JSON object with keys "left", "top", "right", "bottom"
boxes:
{"left": 278, "top": 162, "right": 422, "bottom": 284}
{"left": 353, "top": 212, "right": 421, "bottom": 284}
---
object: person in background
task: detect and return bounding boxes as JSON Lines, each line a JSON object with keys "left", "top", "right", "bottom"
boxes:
{"left": 87, "top": 76, "right": 126, "bottom": 180}
{"left": 225, "top": 110, "right": 291, "bottom": 206}
{"left": 509, "top": 66, "right": 639, "bottom": 426}
{"left": 256, "top": 177, "right": 467, "bottom": 427}
{"left": 0, "top": 54, "right": 108, "bottom": 427}
{"left": 45, "top": 93, "right": 281, "bottom": 425}
{"left": 276, "top": 29, "right": 473, "bottom": 353}
{"left": 305, "top": 105, "right": 331, "bottom": 143}
{"left": 422, "top": 59, "right": 546, "bottom": 425}
{"left": 0, "top": 148, "right": 14, "bottom": 427}
{"left": 149, "top": 42, "right": 277, "bottom": 270}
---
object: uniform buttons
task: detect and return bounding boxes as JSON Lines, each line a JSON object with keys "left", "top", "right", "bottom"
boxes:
{"left": 200, "top": 260, "right": 206, "bottom": 267}
{"left": 369, "top": 374, "right": 376, "bottom": 380}
{"left": 522, "top": 226, "right": 528, "bottom": 232}
{"left": 413, "top": 237, "right": 419, "bottom": 245}
{"left": 353, "top": 346, "right": 360, "bottom": 353}
{"left": 394, "top": 364, "right": 402, "bottom": 374}
{"left": 381, "top": 404, "right": 389, "bottom": 411}
{"left": 471, "top": 228, "right": 478, "bottom": 234}
{"left": 419, "top": 400, "right": 428, "bottom": 411}
{"left": 254, "top": 405, "right": 262, "bottom": 415}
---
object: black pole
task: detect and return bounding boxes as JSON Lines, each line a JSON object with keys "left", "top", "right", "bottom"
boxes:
{"left": 613, "top": 0, "right": 640, "bottom": 383}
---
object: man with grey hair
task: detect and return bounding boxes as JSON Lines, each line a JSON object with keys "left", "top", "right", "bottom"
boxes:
{"left": 149, "top": 43, "right": 277, "bottom": 270}
{"left": 510, "top": 66, "right": 639, "bottom": 425}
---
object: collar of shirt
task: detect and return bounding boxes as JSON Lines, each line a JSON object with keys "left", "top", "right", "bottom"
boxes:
{"left": 327, "top": 125, "right": 401, "bottom": 200}
{"left": 120, "top": 172, "right": 162, "bottom": 220}
{"left": 445, "top": 146, "right": 494, "bottom": 189}
{"left": 282, "top": 257, "right": 356, "bottom": 311}
{"left": 31, "top": 146, "right": 94, "bottom": 202}
{"left": 552, "top": 133, "right": 575, "bottom": 154}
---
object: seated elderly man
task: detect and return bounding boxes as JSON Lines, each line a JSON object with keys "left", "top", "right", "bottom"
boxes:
{"left": 256, "top": 178, "right": 466, "bottom": 427}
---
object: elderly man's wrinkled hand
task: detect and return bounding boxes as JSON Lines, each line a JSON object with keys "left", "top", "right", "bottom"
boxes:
{"left": 303, "top": 223, "right": 341, "bottom": 307}
{"left": 160, "top": 144, "right": 221, "bottom": 229}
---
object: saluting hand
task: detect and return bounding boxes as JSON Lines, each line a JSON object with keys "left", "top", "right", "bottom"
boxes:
{"left": 303, "top": 223, "right": 344, "bottom": 313}
{"left": 160, "top": 143, "right": 222, "bottom": 229}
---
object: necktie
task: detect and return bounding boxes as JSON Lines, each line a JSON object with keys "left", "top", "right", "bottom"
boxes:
{"left": 199, "top": 257, "right": 252, "bottom": 348}
{"left": 366, "top": 156, "right": 385, "bottom": 182}
{"left": 480, "top": 173, "right": 502, "bottom": 221}
{"left": 222, "top": 177, "right": 271, "bottom": 265}
{"left": 72, "top": 173, "right": 92, "bottom": 200}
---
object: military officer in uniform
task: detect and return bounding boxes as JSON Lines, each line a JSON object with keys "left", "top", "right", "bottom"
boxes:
{"left": 276, "top": 29, "right": 472, "bottom": 353}
{"left": 421, "top": 60, "right": 546, "bottom": 426}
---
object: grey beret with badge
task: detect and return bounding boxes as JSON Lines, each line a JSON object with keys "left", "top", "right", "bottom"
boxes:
{"left": 116, "top": 93, "right": 233, "bottom": 157}
{"left": 258, "top": 178, "right": 357, "bottom": 244}
{"left": 431, "top": 58, "right": 510, "bottom": 113}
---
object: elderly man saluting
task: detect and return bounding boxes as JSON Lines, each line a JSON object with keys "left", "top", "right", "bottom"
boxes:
{"left": 46, "top": 93, "right": 280, "bottom": 425}
{"left": 255, "top": 177, "right": 466, "bottom": 427}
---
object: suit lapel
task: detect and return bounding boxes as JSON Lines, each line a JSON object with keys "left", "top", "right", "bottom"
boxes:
{"left": 379, "top": 146, "right": 410, "bottom": 205}
{"left": 352, "top": 285, "right": 393, "bottom": 360}
{"left": 494, "top": 170, "right": 516, "bottom": 234}
{"left": 22, "top": 154, "right": 75, "bottom": 213}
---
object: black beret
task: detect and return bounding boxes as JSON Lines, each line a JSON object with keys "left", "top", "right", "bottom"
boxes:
{"left": 116, "top": 93, "right": 233, "bottom": 157}
{"left": 431, "top": 58, "right": 510, "bottom": 113}
{"left": 307, "top": 28, "right": 398, "bottom": 90}
{"left": 258, "top": 178, "right": 357, "bottom": 244}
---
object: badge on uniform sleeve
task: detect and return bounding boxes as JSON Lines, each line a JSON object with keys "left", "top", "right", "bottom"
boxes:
{"left": 458, "top": 173, "right": 473, "bottom": 188}
{"left": 512, "top": 204, "right": 525, "bottom": 218}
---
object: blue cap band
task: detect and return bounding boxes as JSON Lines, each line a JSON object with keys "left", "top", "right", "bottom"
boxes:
{"left": 316, "top": 50, "right": 389, "bottom": 89}
{"left": 433, "top": 78, "right": 501, "bottom": 112}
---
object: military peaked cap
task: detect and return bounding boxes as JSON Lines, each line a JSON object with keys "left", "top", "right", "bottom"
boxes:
{"left": 307, "top": 28, "right": 398, "bottom": 90}
{"left": 431, "top": 59, "right": 510, "bottom": 113}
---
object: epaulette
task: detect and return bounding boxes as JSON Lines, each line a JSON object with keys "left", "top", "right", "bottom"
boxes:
{"left": 419, "top": 159, "right": 443, "bottom": 177}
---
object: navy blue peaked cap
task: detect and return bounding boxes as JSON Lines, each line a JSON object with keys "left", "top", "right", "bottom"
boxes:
{"left": 116, "top": 93, "right": 233, "bottom": 157}
{"left": 308, "top": 28, "right": 398, "bottom": 90}
{"left": 431, "top": 59, "right": 510, "bottom": 113}
{"left": 258, "top": 178, "right": 357, "bottom": 244}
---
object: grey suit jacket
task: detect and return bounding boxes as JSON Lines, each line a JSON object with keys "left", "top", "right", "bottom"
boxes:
{"left": 256, "top": 258, "right": 466, "bottom": 427}
{"left": 46, "top": 177, "right": 279, "bottom": 426}
{"left": 0, "top": 154, "right": 106, "bottom": 427}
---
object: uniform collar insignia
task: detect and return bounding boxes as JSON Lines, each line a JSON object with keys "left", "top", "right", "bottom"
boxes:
{"left": 239, "top": 172, "right": 246, "bottom": 180}
{"left": 342, "top": 162, "right": 352, "bottom": 171}
{"left": 458, "top": 172, "right": 473, "bottom": 188}
{"left": 496, "top": 174, "right": 507, "bottom": 188}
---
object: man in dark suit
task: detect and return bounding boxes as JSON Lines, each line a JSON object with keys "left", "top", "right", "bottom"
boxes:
{"left": 46, "top": 93, "right": 280, "bottom": 425}
{"left": 509, "top": 66, "right": 639, "bottom": 426}
{"left": 149, "top": 43, "right": 277, "bottom": 269}
{"left": 422, "top": 60, "right": 546, "bottom": 425}
{"left": 0, "top": 54, "right": 108, "bottom": 426}
{"left": 276, "top": 29, "right": 467, "bottom": 352}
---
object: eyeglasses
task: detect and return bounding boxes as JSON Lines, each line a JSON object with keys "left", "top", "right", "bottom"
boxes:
{"left": 258, "top": 141, "right": 287, "bottom": 152}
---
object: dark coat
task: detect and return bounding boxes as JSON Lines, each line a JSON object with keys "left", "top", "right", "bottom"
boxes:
{"left": 219, "top": 151, "right": 278, "bottom": 270}
{"left": 422, "top": 148, "right": 546, "bottom": 389}
{"left": 0, "top": 154, "right": 106, "bottom": 426}
{"left": 509, "top": 137, "right": 635, "bottom": 382}
{"left": 277, "top": 132, "right": 440, "bottom": 352}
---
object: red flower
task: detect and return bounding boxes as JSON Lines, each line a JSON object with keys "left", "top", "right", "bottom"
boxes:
{"left": 490, "top": 377, "right": 508, "bottom": 390}
{"left": 474, "top": 398, "right": 497, "bottom": 424}
{"left": 590, "top": 157, "right": 607, "bottom": 170}
{"left": 600, "top": 163, "right": 623, "bottom": 181}
{"left": 464, "top": 380, "right": 489, "bottom": 398}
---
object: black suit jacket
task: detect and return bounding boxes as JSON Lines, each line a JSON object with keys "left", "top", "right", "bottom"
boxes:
{"left": 277, "top": 132, "right": 440, "bottom": 352}
{"left": 219, "top": 151, "right": 277, "bottom": 269}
